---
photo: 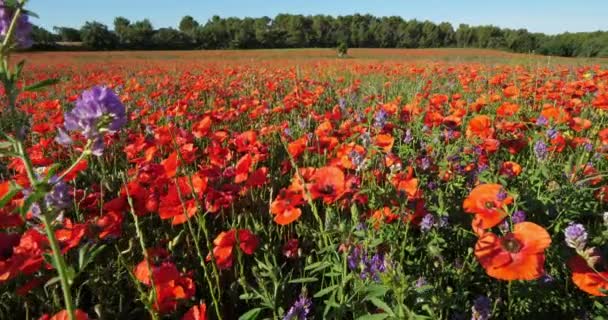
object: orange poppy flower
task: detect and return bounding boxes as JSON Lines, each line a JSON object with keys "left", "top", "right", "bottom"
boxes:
{"left": 308, "top": 166, "right": 345, "bottom": 204}
{"left": 182, "top": 303, "right": 208, "bottom": 320}
{"left": 374, "top": 134, "right": 394, "bottom": 153}
{"left": 463, "top": 184, "right": 512, "bottom": 229}
{"left": 466, "top": 115, "right": 494, "bottom": 139}
{"left": 234, "top": 153, "right": 252, "bottom": 183}
{"left": 370, "top": 206, "right": 400, "bottom": 229}
{"left": 474, "top": 222, "right": 551, "bottom": 280}
{"left": 270, "top": 188, "right": 304, "bottom": 225}
{"left": 207, "top": 229, "right": 258, "bottom": 270}
{"left": 500, "top": 161, "right": 522, "bottom": 177}
{"left": 568, "top": 256, "right": 608, "bottom": 296}
{"left": 287, "top": 136, "right": 308, "bottom": 159}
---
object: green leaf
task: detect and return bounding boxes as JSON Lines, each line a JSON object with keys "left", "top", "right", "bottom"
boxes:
{"left": 355, "top": 314, "right": 389, "bottom": 320}
{"left": 288, "top": 277, "right": 318, "bottom": 284}
{"left": 238, "top": 308, "right": 262, "bottom": 320}
{"left": 22, "top": 9, "right": 39, "bottom": 19}
{"left": 313, "top": 284, "right": 339, "bottom": 298}
{"left": 12, "top": 59, "right": 25, "bottom": 81}
{"left": 366, "top": 298, "right": 395, "bottom": 317}
{"left": 24, "top": 78, "right": 59, "bottom": 92}
{"left": 304, "top": 261, "right": 332, "bottom": 272}
{"left": 44, "top": 276, "right": 61, "bottom": 289}
{"left": 364, "top": 284, "right": 389, "bottom": 299}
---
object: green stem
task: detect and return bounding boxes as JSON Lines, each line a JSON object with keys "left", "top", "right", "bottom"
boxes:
{"left": 55, "top": 140, "right": 92, "bottom": 182}
{"left": 17, "top": 139, "right": 77, "bottom": 320}
{"left": 40, "top": 211, "right": 76, "bottom": 320}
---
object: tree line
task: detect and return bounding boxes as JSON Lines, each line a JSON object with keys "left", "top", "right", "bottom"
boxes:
{"left": 31, "top": 14, "right": 608, "bottom": 57}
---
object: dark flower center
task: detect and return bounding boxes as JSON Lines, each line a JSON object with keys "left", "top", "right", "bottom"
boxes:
{"left": 501, "top": 235, "right": 522, "bottom": 253}
{"left": 484, "top": 201, "right": 495, "bottom": 209}
{"left": 319, "top": 184, "right": 335, "bottom": 195}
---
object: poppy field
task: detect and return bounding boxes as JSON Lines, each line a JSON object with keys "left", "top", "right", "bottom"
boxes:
{"left": 1, "top": 46, "right": 608, "bottom": 320}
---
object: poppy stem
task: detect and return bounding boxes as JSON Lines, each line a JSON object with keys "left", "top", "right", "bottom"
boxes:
{"left": 507, "top": 280, "right": 513, "bottom": 320}
{"left": 16, "top": 139, "right": 77, "bottom": 320}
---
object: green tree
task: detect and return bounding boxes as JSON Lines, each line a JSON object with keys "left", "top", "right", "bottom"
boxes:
{"left": 80, "top": 21, "right": 117, "bottom": 50}
{"left": 113, "top": 17, "right": 131, "bottom": 46}
{"left": 179, "top": 15, "right": 199, "bottom": 35}
{"left": 53, "top": 26, "right": 81, "bottom": 42}
{"left": 31, "top": 25, "right": 58, "bottom": 49}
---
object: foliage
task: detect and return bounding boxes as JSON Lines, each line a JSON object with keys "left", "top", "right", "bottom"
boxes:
{"left": 28, "top": 14, "right": 608, "bottom": 57}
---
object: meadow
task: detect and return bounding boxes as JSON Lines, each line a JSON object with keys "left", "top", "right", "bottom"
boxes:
{"left": 1, "top": 47, "right": 607, "bottom": 320}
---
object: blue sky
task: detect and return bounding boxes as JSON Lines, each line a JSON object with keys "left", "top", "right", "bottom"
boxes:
{"left": 30, "top": 0, "right": 608, "bottom": 35}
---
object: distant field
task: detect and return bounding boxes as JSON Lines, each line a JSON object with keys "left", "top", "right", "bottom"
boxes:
{"left": 17, "top": 48, "right": 608, "bottom": 67}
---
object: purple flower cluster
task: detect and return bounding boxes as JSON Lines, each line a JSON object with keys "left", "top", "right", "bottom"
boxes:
{"left": 62, "top": 86, "right": 126, "bottom": 156}
{"left": 564, "top": 223, "right": 587, "bottom": 251}
{"left": 347, "top": 246, "right": 389, "bottom": 282}
{"left": 420, "top": 214, "right": 435, "bottom": 232}
{"left": 283, "top": 292, "right": 312, "bottom": 320}
{"left": 534, "top": 140, "right": 548, "bottom": 160}
{"left": 45, "top": 177, "right": 71, "bottom": 210}
{"left": 471, "top": 296, "right": 491, "bottom": 320}
{"left": 373, "top": 109, "right": 387, "bottom": 128}
{"left": 0, "top": 1, "right": 32, "bottom": 48}
{"left": 512, "top": 210, "right": 526, "bottom": 224}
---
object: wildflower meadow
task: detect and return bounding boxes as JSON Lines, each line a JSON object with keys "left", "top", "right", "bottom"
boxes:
{"left": 0, "top": 1, "right": 608, "bottom": 320}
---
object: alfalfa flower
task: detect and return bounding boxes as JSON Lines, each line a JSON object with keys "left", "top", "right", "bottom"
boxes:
{"left": 63, "top": 86, "right": 126, "bottom": 156}
{"left": 564, "top": 223, "right": 587, "bottom": 251}
{"left": 283, "top": 291, "right": 312, "bottom": 320}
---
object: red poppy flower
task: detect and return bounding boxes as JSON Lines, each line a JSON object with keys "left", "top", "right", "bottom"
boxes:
{"left": 308, "top": 166, "right": 345, "bottom": 204}
{"left": 463, "top": 184, "right": 512, "bottom": 229}
{"left": 374, "top": 134, "right": 394, "bottom": 153}
{"left": 500, "top": 161, "right": 522, "bottom": 177}
{"left": 271, "top": 188, "right": 304, "bottom": 225}
{"left": 466, "top": 115, "right": 494, "bottom": 140}
{"left": 208, "top": 229, "right": 258, "bottom": 270}
{"left": 42, "top": 309, "right": 89, "bottom": 320}
{"left": 474, "top": 222, "right": 551, "bottom": 280}
{"left": 182, "top": 303, "right": 208, "bottom": 320}
{"left": 568, "top": 256, "right": 608, "bottom": 296}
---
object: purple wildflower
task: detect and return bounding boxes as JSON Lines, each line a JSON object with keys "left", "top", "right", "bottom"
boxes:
{"left": 64, "top": 86, "right": 126, "bottom": 156}
{"left": 45, "top": 178, "right": 71, "bottom": 210}
{"left": 536, "top": 115, "right": 548, "bottom": 126}
{"left": 283, "top": 292, "right": 312, "bottom": 320}
{"left": 338, "top": 97, "right": 346, "bottom": 110}
{"left": 564, "top": 223, "right": 587, "bottom": 250}
{"left": 349, "top": 150, "right": 364, "bottom": 169}
{"left": 415, "top": 276, "right": 428, "bottom": 288}
{"left": 534, "top": 140, "right": 548, "bottom": 160}
{"left": 546, "top": 128, "right": 558, "bottom": 140}
{"left": 420, "top": 214, "right": 435, "bottom": 232}
{"left": 420, "top": 157, "right": 431, "bottom": 170}
{"left": 403, "top": 129, "right": 413, "bottom": 143}
{"left": 437, "top": 216, "right": 449, "bottom": 228}
{"left": 539, "top": 273, "right": 554, "bottom": 285}
{"left": 512, "top": 210, "right": 526, "bottom": 224}
{"left": 584, "top": 143, "right": 593, "bottom": 152}
{"left": 347, "top": 246, "right": 362, "bottom": 271}
{"left": 374, "top": 109, "right": 387, "bottom": 128}
{"left": 471, "top": 296, "right": 491, "bottom": 320}
{"left": 55, "top": 128, "right": 73, "bottom": 146}
{"left": 0, "top": 1, "right": 32, "bottom": 48}
{"left": 360, "top": 132, "right": 371, "bottom": 147}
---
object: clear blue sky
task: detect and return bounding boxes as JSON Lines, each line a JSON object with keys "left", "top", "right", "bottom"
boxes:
{"left": 30, "top": 0, "right": 608, "bottom": 35}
